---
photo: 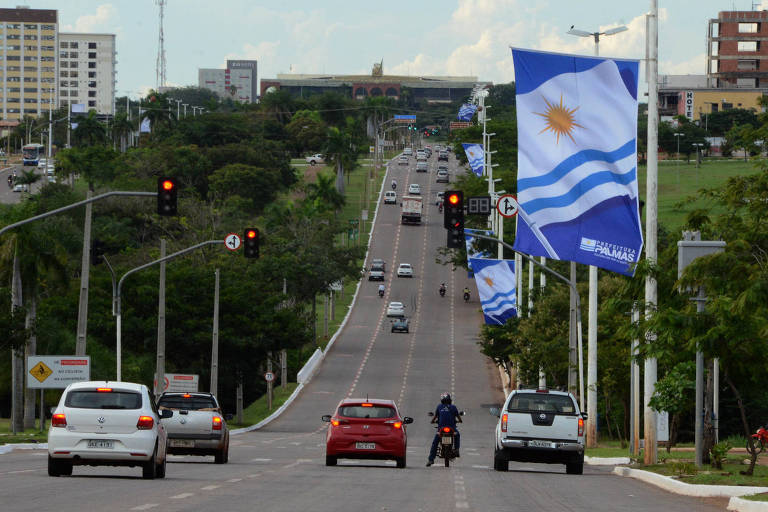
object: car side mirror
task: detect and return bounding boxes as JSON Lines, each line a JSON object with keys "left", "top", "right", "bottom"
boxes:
{"left": 160, "top": 409, "right": 174, "bottom": 419}
{"left": 321, "top": 414, "right": 332, "bottom": 422}
{"left": 403, "top": 417, "right": 414, "bottom": 424}
{"left": 581, "top": 412, "right": 588, "bottom": 420}
{"left": 489, "top": 407, "right": 500, "bottom": 417}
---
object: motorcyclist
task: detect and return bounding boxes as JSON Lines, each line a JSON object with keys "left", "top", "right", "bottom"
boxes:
{"left": 439, "top": 283, "right": 446, "bottom": 296}
{"left": 426, "top": 392, "right": 462, "bottom": 467}
{"left": 378, "top": 284, "right": 385, "bottom": 297}
{"left": 391, "top": 179, "right": 397, "bottom": 190}
{"left": 463, "top": 287, "right": 470, "bottom": 300}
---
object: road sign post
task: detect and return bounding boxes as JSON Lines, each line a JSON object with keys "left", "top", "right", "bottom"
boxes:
{"left": 224, "top": 233, "right": 242, "bottom": 252}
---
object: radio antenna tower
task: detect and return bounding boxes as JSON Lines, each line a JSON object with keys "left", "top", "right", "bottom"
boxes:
{"left": 155, "top": 0, "right": 167, "bottom": 89}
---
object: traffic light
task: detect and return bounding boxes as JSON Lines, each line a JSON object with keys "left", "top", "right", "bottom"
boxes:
{"left": 244, "top": 228, "right": 260, "bottom": 258}
{"left": 157, "top": 177, "right": 177, "bottom": 216}
{"left": 444, "top": 190, "right": 464, "bottom": 248}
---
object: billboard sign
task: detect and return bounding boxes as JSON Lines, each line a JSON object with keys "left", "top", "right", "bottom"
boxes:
{"left": 27, "top": 356, "right": 90, "bottom": 389}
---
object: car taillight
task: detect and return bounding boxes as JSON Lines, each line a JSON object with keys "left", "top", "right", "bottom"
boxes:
{"left": 331, "top": 419, "right": 340, "bottom": 427}
{"left": 212, "top": 416, "right": 223, "bottom": 430}
{"left": 52, "top": 413, "right": 67, "bottom": 427}
{"left": 501, "top": 413, "right": 508, "bottom": 433}
{"left": 137, "top": 416, "right": 154, "bottom": 430}
{"left": 578, "top": 417, "right": 584, "bottom": 437}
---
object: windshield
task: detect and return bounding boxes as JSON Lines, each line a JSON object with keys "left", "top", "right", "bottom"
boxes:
{"left": 158, "top": 395, "right": 217, "bottom": 410}
{"left": 507, "top": 393, "right": 576, "bottom": 415}
{"left": 66, "top": 390, "right": 142, "bottom": 409}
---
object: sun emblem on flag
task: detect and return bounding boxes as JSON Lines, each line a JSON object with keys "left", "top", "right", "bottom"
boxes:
{"left": 535, "top": 93, "right": 583, "bottom": 144}
{"left": 484, "top": 276, "right": 494, "bottom": 287}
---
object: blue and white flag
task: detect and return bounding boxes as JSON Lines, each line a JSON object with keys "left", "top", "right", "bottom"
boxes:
{"left": 465, "top": 228, "right": 493, "bottom": 276}
{"left": 462, "top": 143, "right": 484, "bottom": 177}
{"left": 140, "top": 118, "right": 151, "bottom": 133}
{"left": 470, "top": 258, "right": 517, "bottom": 325}
{"left": 457, "top": 103, "right": 478, "bottom": 121}
{"left": 511, "top": 48, "right": 643, "bottom": 276}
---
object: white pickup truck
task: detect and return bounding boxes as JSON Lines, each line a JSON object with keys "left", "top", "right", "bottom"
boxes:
{"left": 305, "top": 154, "right": 325, "bottom": 165}
{"left": 490, "top": 388, "right": 586, "bottom": 474}
{"left": 158, "top": 392, "right": 230, "bottom": 463}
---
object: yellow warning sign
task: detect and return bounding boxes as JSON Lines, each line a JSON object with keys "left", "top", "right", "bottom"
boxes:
{"left": 30, "top": 361, "right": 53, "bottom": 383}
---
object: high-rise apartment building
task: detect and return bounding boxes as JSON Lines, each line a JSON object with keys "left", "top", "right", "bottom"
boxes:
{"left": 198, "top": 59, "right": 257, "bottom": 103}
{"left": 707, "top": 10, "right": 768, "bottom": 88}
{"left": 0, "top": 7, "right": 58, "bottom": 120}
{"left": 59, "top": 33, "right": 116, "bottom": 114}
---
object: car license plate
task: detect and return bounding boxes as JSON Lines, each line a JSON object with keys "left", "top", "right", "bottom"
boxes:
{"left": 169, "top": 439, "right": 195, "bottom": 448}
{"left": 528, "top": 440, "right": 553, "bottom": 448}
{"left": 441, "top": 436, "right": 453, "bottom": 445}
{"left": 87, "top": 440, "right": 114, "bottom": 449}
{"left": 355, "top": 442, "right": 376, "bottom": 450}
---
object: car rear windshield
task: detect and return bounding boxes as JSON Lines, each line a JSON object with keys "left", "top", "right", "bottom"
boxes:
{"left": 339, "top": 405, "right": 395, "bottom": 419}
{"left": 158, "top": 396, "right": 217, "bottom": 410}
{"left": 65, "top": 390, "right": 142, "bottom": 409}
{"left": 507, "top": 393, "right": 576, "bottom": 415}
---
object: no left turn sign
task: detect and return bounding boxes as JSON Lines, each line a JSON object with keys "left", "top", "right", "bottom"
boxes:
{"left": 225, "top": 233, "right": 242, "bottom": 251}
{"left": 497, "top": 194, "right": 519, "bottom": 218}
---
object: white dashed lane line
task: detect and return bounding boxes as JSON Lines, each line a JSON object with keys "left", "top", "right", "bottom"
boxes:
{"left": 200, "top": 485, "right": 220, "bottom": 491}
{"left": 130, "top": 505, "right": 159, "bottom": 511}
{"left": 169, "top": 493, "right": 195, "bottom": 500}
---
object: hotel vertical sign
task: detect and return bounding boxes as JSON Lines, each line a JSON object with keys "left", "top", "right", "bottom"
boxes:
{"left": 684, "top": 91, "right": 695, "bottom": 120}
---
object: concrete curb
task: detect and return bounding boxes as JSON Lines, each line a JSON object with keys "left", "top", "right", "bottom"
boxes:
{"left": 613, "top": 466, "right": 768, "bottom": 498}
{"left": 230, "top": 382, "right": 305, "bottom": 436}
{"left": 728, "top": 497, "right": 768, "bottom": 511}
{"left": 0, "top": 442, "right": 47, "bottom": 454}
{"left": 586, "top": 456, "right": 631, "bottom": 465}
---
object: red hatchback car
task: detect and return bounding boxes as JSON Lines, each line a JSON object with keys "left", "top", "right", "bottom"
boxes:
{"left": 322, "top": 398, "right": 414, "bottom": 468}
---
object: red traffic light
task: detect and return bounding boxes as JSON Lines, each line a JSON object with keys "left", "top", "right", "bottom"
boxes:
{"left": 161, "top": 179, "right": 174, "bottom": 191}
{"left": 448, "top": 193, "right": 460, "bottom": 205}
{"left": 246, "top": 230, "right": 257, "bottom": 239}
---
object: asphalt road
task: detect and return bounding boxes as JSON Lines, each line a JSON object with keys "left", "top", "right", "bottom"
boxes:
{"left": 0, "top": 151, "right": 727, "bottom": 511}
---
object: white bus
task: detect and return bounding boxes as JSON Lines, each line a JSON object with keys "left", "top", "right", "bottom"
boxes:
{"left": 22, "top": 143, "right": 44, "bottom": 166}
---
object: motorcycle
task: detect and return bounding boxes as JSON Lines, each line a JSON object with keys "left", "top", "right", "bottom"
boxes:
{"left": 438, "top": 202, "right": 443, "bottom": 213}
{"left": 463, "top": 291, "right": 470, "bottom": 302}
{"left": 391, "top": 181, "right": 397, "bottom": 190}
{"left": 378, "top": 288, "right": 385, "bottom": 298}
{"left": 439, "top": 285, "right": 446, "bottom": 297}
{"left": 747, "top": 425, "right": 768, "bottom": 454}
{"left": 428, "top": 411, "right": 465, "bottom": 467}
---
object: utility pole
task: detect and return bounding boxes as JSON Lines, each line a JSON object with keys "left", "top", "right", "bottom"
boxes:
{"left": 75, "top": 189, "right": 93, "bottom": 356}
{"left": 267, "top": 352, "right": 273, "bottom": 411}
{"left": 210, "top": 268, "right": 220, "bottom": 396}
{"left": 644, "top": 0, "right": 660, "bottom": 465}
{"left": 154, "top": 239, "right": 166, "bottom": 398}
{"left": 281, "top": 349, "right": 287, "bottom": 390}
{"left": 630, "top": 302, "right": 641, "bottom": 456}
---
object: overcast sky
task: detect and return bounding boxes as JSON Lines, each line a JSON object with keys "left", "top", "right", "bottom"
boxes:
{"left": 35, "top": 0, "right": 768, "bottom": 98}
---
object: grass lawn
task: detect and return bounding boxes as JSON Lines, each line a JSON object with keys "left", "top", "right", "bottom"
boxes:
{"left": 639, "top": 158, "right": 764, "bottom": 230}
{"left": 638, "top": 461, "right": 768, "bottom": 486}
{"left": 744, "top": 493, "right": 768, "bottom": 501}
{"left": 585, "top": 440, "right": 696, "bottom": 460}
{"left": 228, "top": 382, "right": 299, "bottom": 429}
{"left": 0, "top": 418, "right": 48, "bottom": 444}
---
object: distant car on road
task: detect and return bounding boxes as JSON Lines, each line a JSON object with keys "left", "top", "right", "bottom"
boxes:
{"left": 322, "top": 398, "right": 413, "bottom": 468}
{"left": 369, "top": 259, "right": 386, "bottom": 281}
{"left": 408, "top": 184, "right": 421, "bottom": 195}
{"left": 416, "top": 161, "right": 428, "bottom": 173}
{"left": 384, "top": 191, "right": 397, "bottom": 204}
{"left": 438, "top": 151, "right": 449, "bottom": 161}
{"left": 47, "top": 380, "right": 173, "bottom": 479}
{"left": 391, "top": 317, "right": 409, "bottom": 333}
{"left": 403, "top": 147, "right": 413, "bottom": 157}
{"left": 158, "top": 391, "right": 230, "bottom": 464}
{"left": 397, "top": 263, "right": 413, "bottom": 278}
{"left": 386, "top": 301, "right": 405, "bottom": 317}
{"left": 13, "top": 183, "right": 28, "bottom": 192}
{"left": 398, "top": 155, "right": 408, "bottom": 166}
{"left": 436, "top": 169, "right": 449, "bottom": 183}
{"left": 305, "top": 154, "right": 325, "bottom": 165}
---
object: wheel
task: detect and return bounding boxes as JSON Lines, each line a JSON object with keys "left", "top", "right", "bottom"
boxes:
{"left": 142, "top": 446, "right": 158, "bottom": 479}
{"left": 404, "top": 329, "right": 409, "bottom": 333}
{"left": 493, "top": 450, "right": 508, "bottom": 472}
{"left": 310, "top": 160, "right": 316, "bottom": 166}
{"left": 223, "top": 440, "right": 229, "bottom": 463}
{"left": 444, "top": 456, "right": 450, "bottom": 467}
{"left": 156, "top": 447, "right": 167, "bottom": 478}
{"left": 566, "top": 461, "right": 584, "bottom": 475}
{"left": 214, "top": 444, "right": 227, "bottom": 464}
{"left": 48, "top": 456, "right": 71, "bottom": 476}
{"left": 396, "top": 456, "right": 406, "bottom": 469}
{"left": 325, "top": 455, "right": 337, "bottom": 466}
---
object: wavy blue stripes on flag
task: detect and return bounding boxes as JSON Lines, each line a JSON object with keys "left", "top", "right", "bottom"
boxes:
{"left": 462, "top": 143, "right": 484, "bottom": 177}
{"left": 511, "top": 48, "right": 644, "bottom": 276}
{"left": 457, "top": 103, "right": 478, "bottom": 121}
{"left": 470, "top": 258, "right": 517, "bottom": 325}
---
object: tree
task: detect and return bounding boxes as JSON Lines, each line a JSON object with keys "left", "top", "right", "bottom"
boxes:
{"left": 111, "top": 113, "right": 134, "bottom": 152}
{"left": 649, "top": 362, "right": 695, "bottom": 452}
{"left": 726, "top": 123, "right": 759, "bottom": 161}
{"left": 284, "top": 111, "right": 327, "bottom": 156}
{"left": 324, "top": 125, "right": 358, "bottom": 195}
{"left": 305, "top": 172, "right": 345, "bottom": 214}
{"left": 208, "top": 163, "right": 283, "bottom": 215}
{"left": 72, "top": 111, "right": 107, "bottom": 147}
{"left": 260, "top": 89, "right": 294, "bottom": 124}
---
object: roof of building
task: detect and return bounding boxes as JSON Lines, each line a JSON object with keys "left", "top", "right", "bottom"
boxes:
{"left": 267, "top": 73, "right": 488, "bottom": 89}
{"left": 0, "top": 8, "right": 57, "bottom": 23}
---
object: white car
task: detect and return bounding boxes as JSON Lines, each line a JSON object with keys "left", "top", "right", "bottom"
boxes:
{"left": 386, "top": 301, "right": 405, "bottom": 317}
{"left": 384, "top": 191, "right": 397, "bottom": 204}
{"left": 13, "top": 183, "right": 28, "bottom": 193}
{"left": 490, "top": 388, "right": 585, "bottom": 474}
{"left": 305, "top": 154, "right": 325, "bottom": 165}
{"left": 416, "top": 161, "right": 428, "bottom": 173}
{"left": 48, "top": 380, "right": 173, "bottom": 479}
{"left": 436, "top": 169, "right": 449, "bottom": 183}
{"left": 403, "top": 147, "right": 413, "bottom": 156}
{"left": 397, "top": 263, "right": 413, "bottom": 278}
{"left": 408, "top": 184, "right": 421, "bottom": 195}
{"left": 398, "top": 155, "right": 409, "bottom": 166}
{"left": 37, "top": 158, "right": 47, "bottom": 168}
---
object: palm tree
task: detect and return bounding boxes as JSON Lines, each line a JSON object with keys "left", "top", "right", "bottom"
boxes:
{"left": 111, "top": 112, "right": 134, "bottom": 152}
{"left": 324, "top": 127, "right": 356, "bottom": 195}
{"left": 15, "top": 169, "right": 41, "bottom": 191}
{"left": 73, "top": 111, "right": 107, "bottom": 147}
{"left": 306, "top": 172, "right": 345, "bottom": 214}
{"left": 260, "top": 89, "right": 294, "bottom": 124}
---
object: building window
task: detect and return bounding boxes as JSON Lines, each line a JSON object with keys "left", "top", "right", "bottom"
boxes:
{"left": 738, "top": 59, "right": 758, "bottom": 70}
{"left": 70, "top": 62, "right": 78, "bottom": 68}
{"left": 60, "top": 51, "right": 68, "bottom": 58}
{"left": 24, "top": 109, "right": 39, "bottom": 114}
{"left": 24, "top": 88, "right": 38, "bottom": 93}
{"left": 25, "top": 45, "right": 37, "bottom": 51}
{"left": 7, "top": 66, "right": 20, "bottom": 71}
{"left": 40, "top": 56, "right": 54, "bottom": 62}
{"left": 88, "top": 91, "right": 96, "bottom": 97}
{"left": 24, "top": 67, "right": 37, "bottom": 73}
{"left": 7, "top": 77, "right": 20, "bottom": 83}
{"left": 88, "top": 81, "right": 96, "bottom": 88}
{"left": 70, "top": 71, "right": 78, "bottom": 78}
{"left": 70, "top": 51, "right": 78, "bottom": 58}
{"left": 61, "top": 90, "right": 68, "bottom": 97}
{"left": 41, "top": 66, "right": 54, "bottom": 72}
{"left": 41, "top": 45, "right": 54, "bottom": 51}
{"left": 23, "top": 34, "right": 37, "bottom": 40}
{"left": 736, "top": 78, "right": 757, "bottom": 88}
{"left": 7, "top": 56, "right": 20, "bottom": 62}
{"left": 24, "top": 56, "right": 37, "bottom": 61}
{"left": 24, "top": 24, "right": 37, "bottom": 30}
{"left": 88, "top": 71, "right": 96, "bottom": 78}
{"left": 739, "top": 22, "right": 758, "bottom": 32}
{"left": 88, "top": 42, "right": 96, "bottom": 49}
{"left": 41, "top": 35, "right": 54, "bottom": 41}
{"left": 738, "top": 41, "right": 758, "bottom": 52}
{"left": 88, "top": 100, "right": 96, "bottom": 107}
{"left": 24, "top": 76, "right": 37, "bottom": 82}
{"left": 7, "top": 34, "right": 20, "bottom": 40}
{"left": 722, "top": 102, "right": 734, "bottom": 109}
{"left": 60, "top": 41, "right": 68, "bottom": 48}
{"left": 60, "top": 61, "right": 68, "bottom": 68}
{"left": 88, "top": 62, "right": 96, "bottom": 69}
{"left": 7, "top": 45, "right": 20, "bottom": 50}
{"left": 60, "top": 71, "right": 68, "bottom": 77}
{"left": 70, "top": 42, "right": 78, "bottom": 48}
{"left": 41, "top": 24, "right": 55, "bottom": 30}
{"left": 88, "top": 52, "right": 96, "bottom": 59}
{"left": 7, "top": 23, "right": 20, "bottom": 29}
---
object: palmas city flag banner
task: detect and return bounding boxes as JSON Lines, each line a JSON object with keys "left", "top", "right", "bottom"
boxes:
{"left": 511, "top": 48, "right": 643, "bottom": 276}
{"left": 470, "top": 258, "right": 517, "bottom": 325}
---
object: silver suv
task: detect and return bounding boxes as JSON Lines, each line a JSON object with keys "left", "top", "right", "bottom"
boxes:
{"left": 490, "top": 388, "right": 586, "bottom": 474}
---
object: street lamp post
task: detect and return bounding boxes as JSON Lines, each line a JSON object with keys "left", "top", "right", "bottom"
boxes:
{"left": 692, "top": 142, "right": 704, "bottom": 169}
{"left": 182, "top": 104, "right": 188, "bottom": 118}
{"left": 674, "top": 132, "right": 684, "bottom": 185}
{"left": 567, "top": 22, "right": 628, "bottom": 449}
{"left": 175, "top": 99, "right": 181, "bottom": 119}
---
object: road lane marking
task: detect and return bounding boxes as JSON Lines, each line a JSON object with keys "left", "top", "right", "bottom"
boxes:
{"left": 226, "top": 478, "right": 242, "bottom": 483}
{"left": 454, "top": 470, "right": 469, "bottom": 510}
{"left": 170, "top": 493, "right": 194, "bottom": 499}
{"left": 471, "top": 465, "right": 490, "bottom": 469}
{"left": 131, "top": 505, "right": 159, "bottom": 511}
{"left": 250, "top": 458, "right": 272, "bottom": 462}
{"left": 201, "top": 485, "right": 220, "bottom": 491}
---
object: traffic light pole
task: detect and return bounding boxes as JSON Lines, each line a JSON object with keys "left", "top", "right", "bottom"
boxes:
{"left": 115, "top": 239, "right": 224, "bottom": 381}
{"left": 470, "top": 232, "right": 585, "bottom": 410}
